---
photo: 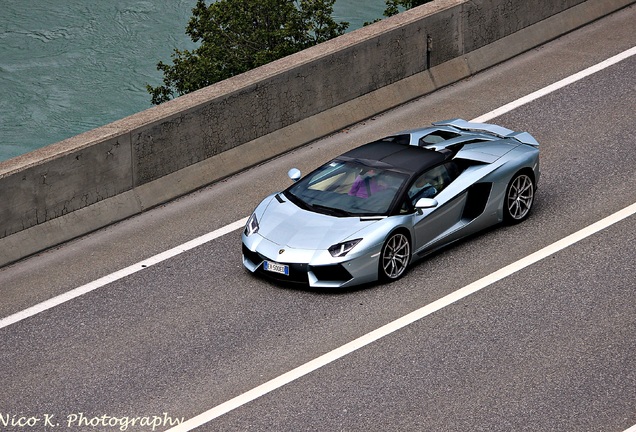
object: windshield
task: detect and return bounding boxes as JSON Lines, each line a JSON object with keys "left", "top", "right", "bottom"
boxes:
{"left": 285, "top": 160, "right": 408, "bottom": 216}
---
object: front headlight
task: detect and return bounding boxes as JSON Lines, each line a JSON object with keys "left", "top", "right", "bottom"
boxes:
{"left": 244, "top": 213, "right": 259, "bottom": 236}
{"left": 328, "top": 239, "right": 362, "bottom": 257}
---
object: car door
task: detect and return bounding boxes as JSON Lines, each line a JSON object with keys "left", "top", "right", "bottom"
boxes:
{"left": 407, "top": 163, "right": 468, "bottom": 253}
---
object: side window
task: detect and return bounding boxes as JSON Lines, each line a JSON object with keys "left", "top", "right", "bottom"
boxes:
{"left": 406, "top": 162, "right": 460, "bottom": 206}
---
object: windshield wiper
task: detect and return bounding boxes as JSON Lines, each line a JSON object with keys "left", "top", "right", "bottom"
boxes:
{"left": 310, "top": 204, "right": 352, "bottom": 217}
{"left": 284, "top": 192, "right": 352, "bottom": 217}
{"left": 284, "top": 191, "right": 311, "bottom": 210}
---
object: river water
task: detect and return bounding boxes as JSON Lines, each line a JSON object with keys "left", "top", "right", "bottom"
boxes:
{"left": 0, "top": 0, "right": 388, "bottom": 162}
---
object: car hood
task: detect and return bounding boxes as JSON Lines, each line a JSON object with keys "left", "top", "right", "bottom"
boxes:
{"left": 259, "top": 197, "right": 378, "bottom": 250}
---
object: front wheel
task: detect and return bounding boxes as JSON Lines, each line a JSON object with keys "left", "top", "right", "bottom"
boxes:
{"left": 504, "top": 172, "right": 535, "bottom": 223}
{"left": 379, "top": 232, "right": 411, "bottom": 281}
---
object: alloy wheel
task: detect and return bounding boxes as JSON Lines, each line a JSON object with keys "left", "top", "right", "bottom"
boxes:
{"left": 506, "top": 174, "right": 534, "bottom": 222}
{"left": 381, "top": 233, "right": 410, "bottom": 280}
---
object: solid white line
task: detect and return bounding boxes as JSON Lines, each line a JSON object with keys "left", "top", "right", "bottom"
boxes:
{"left": 472, "top": 46, "right": 636, "bottom": 123}
{"left": 168, "top": 202, "right": 636, "bottom": 431}
{"left": 624, "top": 424, "right": 636, "bottom": 432}
{"left": 0, "top": 218, "right": 248, "bottom": 330}
{"left": 165, "top": 45, "right": 636, "bottom": 431}
{"left": 0, "top": 42, "right": 631, "bottom": 429}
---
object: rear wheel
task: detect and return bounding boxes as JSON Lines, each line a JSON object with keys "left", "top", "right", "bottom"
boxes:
{"left": 379, "top": 232, "right": 411, "bottom": 281}
{"left": 504, "top": 172, "right": 534, "bottom": 223}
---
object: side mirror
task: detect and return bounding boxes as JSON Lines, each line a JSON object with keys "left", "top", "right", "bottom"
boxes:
{"left": 415, "top": 197, "right": 438, "bottom": 209}
{"left": 288, "top": 168, "right": 301, "bottom": 182}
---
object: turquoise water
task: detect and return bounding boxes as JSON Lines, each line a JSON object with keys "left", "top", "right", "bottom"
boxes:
{"left": 0, "top": 0, "right": 387, "bottom": 162}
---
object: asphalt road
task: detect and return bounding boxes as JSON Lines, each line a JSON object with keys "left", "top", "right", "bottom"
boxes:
{"left": 1, "top": 5, "right": 635, "bottom": 432}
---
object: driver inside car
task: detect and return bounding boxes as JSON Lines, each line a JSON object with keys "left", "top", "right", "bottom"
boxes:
{"left": 348, "top": 169, "right": 387, "bottom": 198}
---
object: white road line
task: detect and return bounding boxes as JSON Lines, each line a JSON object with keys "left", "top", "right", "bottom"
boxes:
{"left": 0, "top": 218, "right": 248, "bottom": 330}
{"left": 473, "top": 46, "right": 636, "bottom": 123}
{"left": 165, "top": 45, "right": 636, "bottom": 431}
{"left": 0, "top": 43, "right": 631, "bottom": 429}
{"left": 624, "top": 424, "right": 636, "bottom": 432}
{"left": 168, "top": 202, "right": 636, "bottom": 431}
{"left": 0, "top": 51, "right": 632, "bottom": 324}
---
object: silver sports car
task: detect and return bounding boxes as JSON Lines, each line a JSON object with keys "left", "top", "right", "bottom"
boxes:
{"left": 242, "top": 119, "right": 540, "bottom": 288}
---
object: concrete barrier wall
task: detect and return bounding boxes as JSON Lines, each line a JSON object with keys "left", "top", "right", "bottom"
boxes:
{"left": 0, "top": 0, "right": 633, "bottom": 267}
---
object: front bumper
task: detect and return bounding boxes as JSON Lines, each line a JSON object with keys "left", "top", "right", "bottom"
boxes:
{"left": 241, "top": 234, "right": 380, "bottom": 288}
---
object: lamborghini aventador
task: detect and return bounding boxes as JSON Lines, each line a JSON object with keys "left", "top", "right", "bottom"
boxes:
{"left": 242, "top": 119, "right": 540, "bottom": 288}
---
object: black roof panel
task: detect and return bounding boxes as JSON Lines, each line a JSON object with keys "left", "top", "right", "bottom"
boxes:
{"left": 339, "top": 141, "right": 446, "bottom": 174}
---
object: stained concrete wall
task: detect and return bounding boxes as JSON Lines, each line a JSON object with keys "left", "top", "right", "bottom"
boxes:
{"left": 1, "top": 0, "right": 633, "bottom": 267}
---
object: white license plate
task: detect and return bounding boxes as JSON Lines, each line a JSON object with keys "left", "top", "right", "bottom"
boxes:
{"left": 263, "top": 261, "right": 289, "bottom": 276}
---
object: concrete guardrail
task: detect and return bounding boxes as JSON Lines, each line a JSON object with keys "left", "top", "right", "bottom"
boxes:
{"left": 1, "top": 0, "right": 634, "bottom": 267}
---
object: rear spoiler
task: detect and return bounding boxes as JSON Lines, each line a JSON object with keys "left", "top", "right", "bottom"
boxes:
{"left": 434, "top": 118, "right": 539, "bottom": 147}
